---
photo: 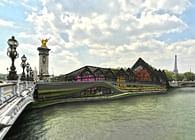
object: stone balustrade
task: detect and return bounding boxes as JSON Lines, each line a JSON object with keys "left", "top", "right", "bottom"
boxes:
{"left": 0, "top": 81, "right": 35, "bottom": 140}
{"left": 0, "top": 81, "right": 34, "bottom": 105}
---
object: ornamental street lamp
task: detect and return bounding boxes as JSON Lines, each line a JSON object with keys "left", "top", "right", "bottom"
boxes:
{"left": 7, "top": 36, "right": 19, "bottom": 80}
{"left": 20, "top": 55, "right": 27, "bottom": 81}
{"left": 26, "top": 62, "right": 30, "bottom": 81}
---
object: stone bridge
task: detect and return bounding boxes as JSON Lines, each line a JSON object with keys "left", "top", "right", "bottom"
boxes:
{"left": 0, "top": 81, "right": 35, "bottom": 139}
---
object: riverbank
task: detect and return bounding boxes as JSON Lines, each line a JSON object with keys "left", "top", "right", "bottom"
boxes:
{"left": 31, "top": 89, "right": 167, "bottom": 109}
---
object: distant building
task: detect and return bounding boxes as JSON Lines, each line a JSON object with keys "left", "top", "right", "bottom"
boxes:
{"left": 54, "top": 58, "right": 169, "bottom": 86}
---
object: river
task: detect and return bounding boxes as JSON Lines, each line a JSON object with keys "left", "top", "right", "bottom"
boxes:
{"left": 4, "top": 88, "right": 195, "bottom": 140}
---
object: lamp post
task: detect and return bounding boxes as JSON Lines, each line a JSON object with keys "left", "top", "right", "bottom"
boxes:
{"left": 7, "top": 36, "right": 19, "bottom": 80}
{"left": 20, "top": 55, "right": 27, "bottom": 81}
{"left": 26, "top": 63, "right": 30, "bottom": 81}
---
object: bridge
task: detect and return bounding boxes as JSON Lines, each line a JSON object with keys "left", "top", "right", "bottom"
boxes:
{"left": 169, "top": 81, "right": 195, "bottom": 87}
{"left": 0, "top": 81, "right": 35, "bottom": 140}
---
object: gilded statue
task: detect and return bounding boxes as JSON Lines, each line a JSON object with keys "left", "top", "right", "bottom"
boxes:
{"left": 41, "top": 38, "right": 50, "bottom": 48}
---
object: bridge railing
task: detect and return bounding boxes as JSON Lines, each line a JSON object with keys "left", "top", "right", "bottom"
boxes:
{"left": 0, "top": 81, "right": 34, "bottom": 105}
{"left": 16, "top": 81, "right": 34, "bottom": 95}
{"left": 0, "top": 83, "right": 16, "bottom": 105}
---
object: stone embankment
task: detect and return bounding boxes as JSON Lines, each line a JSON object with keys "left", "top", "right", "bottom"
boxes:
{"left": 32, "top": 89, "right": 167, "bottom": 108}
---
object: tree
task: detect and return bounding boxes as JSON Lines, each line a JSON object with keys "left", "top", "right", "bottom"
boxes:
{"left": 164, "top": 70, "right": 174, "bottom": 81}
{"left": 177, "top": 73, "right": 184, "bottom": 81}
{"left": 164, "top": 70, "right": 184, "bottom": 81}
{"left": 183, "top": 72, "right": 195, "bottom": 81}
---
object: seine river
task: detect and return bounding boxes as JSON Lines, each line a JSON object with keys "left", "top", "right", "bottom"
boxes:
{"left": 5, "top": 88, "right": 195, "bottom": 140}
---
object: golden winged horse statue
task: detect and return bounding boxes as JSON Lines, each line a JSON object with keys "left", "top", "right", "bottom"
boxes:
{"left": 41, "top": 38, "right": 50, "bottom": 48}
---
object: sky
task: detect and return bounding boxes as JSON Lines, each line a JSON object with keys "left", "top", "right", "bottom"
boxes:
{"left": 0, "top": 0, "right": 195, "bottom": 75}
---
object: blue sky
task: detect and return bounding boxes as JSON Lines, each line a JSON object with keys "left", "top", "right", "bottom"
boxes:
{"left": 0, "top": 0, "right": 195, "bottom": 75}
{"left": 160, "top": 2, "right": 195, "bottom": 42}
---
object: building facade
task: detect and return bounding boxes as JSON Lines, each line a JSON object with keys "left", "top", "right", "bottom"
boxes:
{"left": 54, "top": 58, "right": 169, "bottom": 86}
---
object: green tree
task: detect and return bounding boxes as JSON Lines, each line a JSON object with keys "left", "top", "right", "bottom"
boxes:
{"left": 184, "top": 72, "right": 195, "bottom": 81}
{"left": 176, "top": 73, "right": 184, "bottom": 81}
{"left": 164, "top": 70, "right": 174, "bottom": 81}
{"left": 164, "top": 70, "right": 184, "bottom": 81}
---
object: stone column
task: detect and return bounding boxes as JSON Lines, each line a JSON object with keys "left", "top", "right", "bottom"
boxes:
{"left": 37, "top": 47, "right": 51, "bottom": 81}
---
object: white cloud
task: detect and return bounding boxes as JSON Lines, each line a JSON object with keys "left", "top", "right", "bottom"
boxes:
{"left": 139, "top": 12, "right": 187, "bottom": 34}
{"left": 4, "top": 0, "right": 192, "bottom": 75}
{"left": 0, "top": 0, "right": 16, "bottom": 6}
{"left": 0, "top": 49, "right": 10, "bottom": 74}
{"left": 144, "top": 0, "right": 191, "bottom": 14}
{"left": 0, "top": 19, "right": 14, "bottom": 28}
{"left": 50, "top": 50, "right": 81, "bottom": 74}
{"left": 167, "top": 39, "right": 195, "bottom": 56}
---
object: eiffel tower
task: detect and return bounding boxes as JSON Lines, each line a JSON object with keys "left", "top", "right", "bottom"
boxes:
{"left": 173, "top": 55, "right": 178, "bottom": 73}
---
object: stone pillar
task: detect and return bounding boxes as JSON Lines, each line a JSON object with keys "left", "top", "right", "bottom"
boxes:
{"left": 37, "top": 47, "right": 50, "bottom": 81}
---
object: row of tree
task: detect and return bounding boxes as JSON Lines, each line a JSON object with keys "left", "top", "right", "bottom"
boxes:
{"left": 165, "top": 70, "right": 195, "bottom": 81}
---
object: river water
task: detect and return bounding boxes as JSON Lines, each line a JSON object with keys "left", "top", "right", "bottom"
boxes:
{"left": 5, "top": 88, "right": 195, "bottom": 140}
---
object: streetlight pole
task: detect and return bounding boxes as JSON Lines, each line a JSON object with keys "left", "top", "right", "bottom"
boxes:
{"left": 20, "top": 55, "right": 27, "bottom": 81}
{"left": 7, "top": 36, "right": 19, "bottom": 80}
{"left": 26, "top": 63, "right": 30, "bottom": 81}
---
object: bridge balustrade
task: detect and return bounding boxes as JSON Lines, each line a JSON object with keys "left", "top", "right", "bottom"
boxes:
{"left": 0, "top": 81, "right": 35, "bottom": 140}
{"left": 0, "top": 81, "right": 34, "bottom": 105}
{"left": 0, "top": 83, "right": 16, "bottom": 105}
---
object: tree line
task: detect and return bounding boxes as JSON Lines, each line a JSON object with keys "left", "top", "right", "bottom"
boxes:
{"left": 165, "top": 70, "right": 195, "bottom": 81}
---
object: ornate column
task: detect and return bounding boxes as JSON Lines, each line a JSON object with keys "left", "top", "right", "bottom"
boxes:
{"left": 37, "top": 38, "right": 51, "bottom": 81}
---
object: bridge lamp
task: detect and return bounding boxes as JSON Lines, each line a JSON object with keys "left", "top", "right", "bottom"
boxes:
{"left": 20, "top": 55, "right": 27, "bottom": 81}
{"left": 29, "top": 67, "right": 33, "bottom": 81}
{"left": 7, "top": 36, "right": 19, "bottom": 80}
{"left": 26, "top": 62, "right": 30, "bottom": 81}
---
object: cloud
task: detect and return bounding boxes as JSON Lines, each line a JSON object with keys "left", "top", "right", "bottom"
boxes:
{"left": 167, "top": 39, "right": 195, "bottom": 56}
{"left": 50, "top": 50, "right": 81, "bottom": 74}
{"left": 0, "top": 0, "right": 16, "bottom": 6}
{"left": 0, "top": 49, "right": 9, "bottom": 74}
{"left": 2, "top": 0, "right": 192, "bottom": 74}
{"left": 0, "top": 19, "right": 14, "bottom": 28}
{"left": 144, "top": 0, "right": 191, "bottom": 14}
